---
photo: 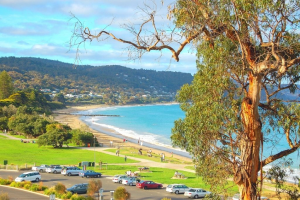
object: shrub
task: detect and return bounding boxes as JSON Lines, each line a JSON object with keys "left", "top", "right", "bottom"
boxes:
{"left": 0, "top": 178, "right": 10, "bottom": 185}
{"left": 7, "top": 176, "right": 13, "bottom": 183}
{"left": 15, "top": 182, "right": 25, "bottom": 188}
{"left": 0, "top": 192, "right": 9, "bottom": 200}
{"left": 87, "top": 179, "right": 102, "bottom": 197}
{"left": 161, "top": 198, "right": 172, "bottom": 200}
{"left": 44, "top": 187, "right": 56, "bottom": 195}
{"left": 54, "top": 182, "right": 66, "bottom": 194}
{"left": 114, "top": 186, "right": 130, "bottom": 200}
{"left": 9, "top": 182, "right": 16, "bottom": 187}
{"left": 61, "top": 191, "right": 73, "bottom": 200}
{"left": 70, "top": 194, "right": 88, "bottom": 200}
{"left": 29, "top": 184, "right": 38, "bottom": 191}
{"left": 24, "top": 184, "right": 31, "bottom": 190}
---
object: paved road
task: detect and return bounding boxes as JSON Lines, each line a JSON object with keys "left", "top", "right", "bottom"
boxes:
{"left": 0, "top": 186, "right": 49, "bottom": 200}
{"left": 0, "top": 171, "right": 189, "bottom": 200}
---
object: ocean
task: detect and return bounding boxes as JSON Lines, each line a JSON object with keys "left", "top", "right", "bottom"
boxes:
{"left": 78, "top": 104, "right": 300, "bottom": 170}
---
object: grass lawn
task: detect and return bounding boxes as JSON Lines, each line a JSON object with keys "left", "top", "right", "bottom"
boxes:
{"left": 0, "top": 139, "right": 138, "bottom": 166}
{"left": 105, "top": 147, "right": 193, "bottom": 165}
{"left": 92, "top": 164, "right": 239, "bottom": 196}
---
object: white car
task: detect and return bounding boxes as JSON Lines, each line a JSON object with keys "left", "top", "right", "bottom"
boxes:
{"left": 46, "top": 166, "right": 63, "bottom": 174}
{"left": 122, "top": 177, "right": 140, "bottom": 186}
{"left": 31, "top": 164, "right": 50, "bottom": 173}
{"left": 61, "top": 166, "right": 82, "bottom": 176}
{"left": 15, "top": 171, "right": 41, "bottom": 182}
{"left": 112, "top": 175, "right": 128, "bottom": 183}
{"left": 184, "top": 188, "right": 211, "bottom": 199}
{"left": 166, "top": 184, "right": 190, "bottom": 194}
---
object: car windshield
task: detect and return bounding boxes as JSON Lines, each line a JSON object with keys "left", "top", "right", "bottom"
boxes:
{"left": 18, "top": 174, "right": 27, "bottom": 178}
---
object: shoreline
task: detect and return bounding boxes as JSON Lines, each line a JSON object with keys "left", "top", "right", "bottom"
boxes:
{"left": 52, "top": 104, "right": 192, "bottom": 162}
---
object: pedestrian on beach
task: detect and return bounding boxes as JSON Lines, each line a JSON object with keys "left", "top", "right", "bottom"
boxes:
{"left": 123, "top": 138, "right": 125, "bottom": 143}
{"left": 110, "top": 140, "right": 113, "bottom": 147}
{"left": 140, "top": 141, "right": 143, "bottom": 146}
{"left": 138, "top": 138, "right": 140, "bottom": 144}
{"left": 116, "top": 149, "right": 120, "bottom": 156}
{"left": 124, "top": 155, "right": 127, "bottom": 162}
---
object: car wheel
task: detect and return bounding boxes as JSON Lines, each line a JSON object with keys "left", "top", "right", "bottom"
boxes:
{"left": 87, "top": 175, "right": 90, "bottom": 178}
{"left": 175, "top": 190, "right": 179, "bottom": 194}
{"left": 53, "top": 171, "right": 57, "bottom": 174}
{"left": 35, "top": 178, "right": 39, "bottom": 182}
{"left": 194, "top": 195, "right": 199, "bottom": 199}
{"left": 130, "top": 183, "right": 133, "bottom": 186}
{"left": 119, "top": 180, "right": 122, "bottom": 184}
{"left": 158, "top": 185, "right": 162, "bottom": 189}
{"left": 68, "top": 173, "right": 71, "bottom": 176}
{"left": 144, "top": 186, "right": 148, "bottom": 190}
{"left": 97, "top": 174, "right": 101, "bottom": 178}
{"left": 39, "top": 169, "right": 43, "bottom": 173}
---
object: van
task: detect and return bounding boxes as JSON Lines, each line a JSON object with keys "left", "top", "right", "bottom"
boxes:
{"left": 166, "top": 184, "right": 190, "bottom": 194}
{"left": 15, "top": 171, "right": 41, "bottom": 182}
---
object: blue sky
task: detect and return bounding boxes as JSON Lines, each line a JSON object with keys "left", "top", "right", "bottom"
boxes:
{"left": 0, "top": 0, "right": 197, "bottom": 74}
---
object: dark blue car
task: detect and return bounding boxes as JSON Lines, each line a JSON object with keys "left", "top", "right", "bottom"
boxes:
{"left": 67, "top": 183, "right": 88, "bottom": 194}
{"left": 79, "top": 170, "right": 102, "bottom": 178}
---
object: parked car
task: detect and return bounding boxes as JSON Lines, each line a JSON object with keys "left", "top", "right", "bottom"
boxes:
{"left": 166, "top": 184, "right": 190, "bottom": 194}
{"left": 61, "top": 166, "right": 82, "bottom": 176}
{"left": 15, "top": 171, "right": 41, "bottom": 182}
{"left": 79, "top": 170, "right": 102, "bottom": 178}
{"left": 136, "top": 180, "right": 163, "bottom": 189}
{"left": 122, "top": 177, "right": 140, "bottom": 186}
{"left": 112, "top": 175, "right": 128, "bottom": 183}
{"left": 46, "top": 166, "right": 63, "bottom": 174}
{"left": 184, "top": 188, "right": 211, "bottom": 199}
{"left": 32, "top": 164, "right": 50, "bottom": 173}
{"left": 232, "top": 194, "right": 270, "bottom": 200}
{"left": 66, "top": 183, "right": 88, "bottom": 194}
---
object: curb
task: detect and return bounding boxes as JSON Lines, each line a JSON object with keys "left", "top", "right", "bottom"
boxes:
{"left": 0, "top": 184, "right": 62, "bottom": 200}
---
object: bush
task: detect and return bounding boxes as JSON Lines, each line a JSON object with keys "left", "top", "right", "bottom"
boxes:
{"left": 9, "top": 182, "right": 16, "bottom": 187}
{"left": 0, "top": 192, "right": 9, "bottom": 200}
{"left": 15, "top": 182, "right": 24, "bottom": 188}
{"left": 87, "top": 179, "right": 102, "bottom": 197}
{"left": 114, "top": 186, "right": 130, "bottom": 200}
{"left": 24, "top": 184, "right": 31, "bottom": 190}
{"left": 54, "top": 182, "right": 66, "bottom": 194}
{"left": 29, "top": 184, "right": 38, "bottom": 191}
{"left": 44, "top": 187, "right": 56, "bottom": 195}
{"left": 161, "top": 198, "right": 172, "bottom": 200}
{"left": 70, "top": 194, "right": 88, "bottom": 200}
{"left": 0, "top": 178, "right": 10, "bottom": 185}
{"left": 61, "top": 191, "right": 73, "bottom": 200}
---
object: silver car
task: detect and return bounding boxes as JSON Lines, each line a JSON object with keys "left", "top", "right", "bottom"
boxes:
{"left": 112, "top": 175, "right": 128, "bottom": 183}
{"left": 122, "top": 177, "right": 140, "bottom": 186}
{"left": 184, "top": 188, "right": 211, "bottom": 199}
{"left": 166, "top": 184, "right": 190, "bottom": 194}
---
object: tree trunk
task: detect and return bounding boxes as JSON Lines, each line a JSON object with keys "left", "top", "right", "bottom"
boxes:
{"left": 234, "top": 74, "right": 262, "bottom": 200}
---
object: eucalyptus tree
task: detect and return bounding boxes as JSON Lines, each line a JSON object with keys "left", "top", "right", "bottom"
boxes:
{"left": 70, "top": 0, "right": 300, "bottom": 199}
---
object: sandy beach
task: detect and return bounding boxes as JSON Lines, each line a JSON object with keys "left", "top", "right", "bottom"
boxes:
{"left": 52, "top": 104, "right": 192, "bottom": 163}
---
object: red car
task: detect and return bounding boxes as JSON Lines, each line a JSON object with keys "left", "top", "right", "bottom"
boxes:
{"left": 136, "top": 180, "right": 163, "bottom": 190}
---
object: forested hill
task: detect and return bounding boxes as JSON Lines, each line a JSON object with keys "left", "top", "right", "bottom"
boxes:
{"left": 0, "top": 57, "right": 193, "bottom": 93}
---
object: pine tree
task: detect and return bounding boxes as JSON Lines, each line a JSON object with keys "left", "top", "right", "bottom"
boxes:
{"left": 0, "top": 71, "right": 14, "bottom": 99}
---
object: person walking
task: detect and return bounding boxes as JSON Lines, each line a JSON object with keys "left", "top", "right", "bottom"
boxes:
{"left": 124, "top": 155, "right": 127, "bottom": 162}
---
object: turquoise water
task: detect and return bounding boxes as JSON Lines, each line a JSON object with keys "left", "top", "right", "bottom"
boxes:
{"left": 79, "top": 104, "right": 299, "bottom": 169}
{"left": 80, "top": 104, "right": 184, "bottom": 147}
